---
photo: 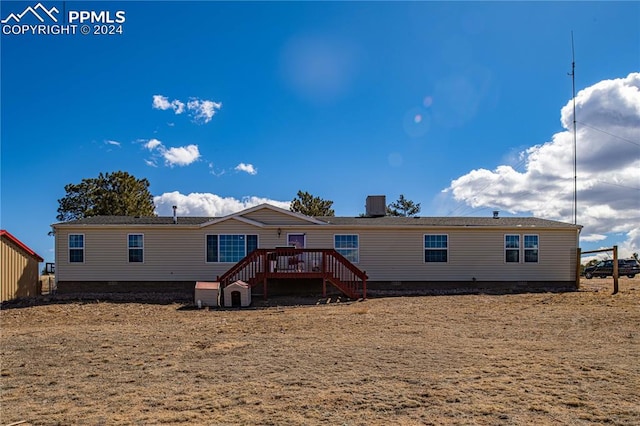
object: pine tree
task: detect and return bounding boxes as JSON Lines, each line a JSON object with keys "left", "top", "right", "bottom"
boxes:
{"left": 387, "top": 194, "right": 421, "bottom": 217}
{"left": 290, "top": 190, "right": 335, "bottom": 216}
{"left": 56, "top": 171, "right": 155, "bottom": 221}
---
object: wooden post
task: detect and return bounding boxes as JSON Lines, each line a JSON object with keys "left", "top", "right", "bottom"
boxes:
{"left": 263, "top": 278, "right": 268, "bottom": 300}
{"left": 362, "top": 274, "right": 367, "bottom": 300}
{"left": 613, "top": 245, "right": 619, "bottom": 295}
{"left": 576, "top": 247, "right": 582, "bottom": 289}
{"left": 263, "top": 251, "right": 268, "bottom": 300}
{"left": 321, "top": 252, "right": 326, "bottom": 297}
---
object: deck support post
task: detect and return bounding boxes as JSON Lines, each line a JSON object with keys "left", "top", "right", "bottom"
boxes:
{"left": 362, "top": 276, "right": 367, "bottom": 300}
{"left": 263, "top": 278, "right": 267, "bottom": 300}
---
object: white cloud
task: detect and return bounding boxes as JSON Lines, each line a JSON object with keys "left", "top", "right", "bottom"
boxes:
{"left": 580, "top": 234, "right": 607, "bottom": 242}
{"left": 162, "top": 144, "right": 200, "bottom": 167}
{"left": 619, "top": 228, "right": 640, "bottom": 258}
{"left": 144, "top": 138, "right": 162, "bottom": 150}
{"left": 142, "top": 139, "right": 200, "bottom": 167}
{"left": 105, "top": 140, "right": 121, "bottom": 147}
{"left": 153, "top": 94, "right": 221, "bottom": 124}
{"left": 187, "top": 99, "right": 222, "bottom": 124}
{"left": 174, "top": 102, "right": 185, "bottom": 115}
{"left": 152, "top": 95, "right": 185, "bottom": 114}
{"left": 154, "top": 192, "right": 290, "bottom": 217}
{"left": 208, "top": 162, "right": 226, "bottom": 177}
{"left": 445, "top": 73, "right": 640, "bottom": 257}
{"left": 152, "top": 95, "right": 171, "bottom": 110}
{"left": 235, "top": 162, "right": 257, "bottom": 175}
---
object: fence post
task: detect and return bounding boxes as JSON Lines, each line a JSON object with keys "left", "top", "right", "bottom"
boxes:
{"left": 613, "top": 245, "right": 619, "bottom": 295}
{"left": 576, "top": 247, "right": 581, "bottom": 289}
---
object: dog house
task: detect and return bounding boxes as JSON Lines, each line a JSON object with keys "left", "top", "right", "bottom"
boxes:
{"left": 223, "top": 280, "right": 251, "bottom": 307}
{"left": 194, "top": 281, "right": 220, "bottom": 307}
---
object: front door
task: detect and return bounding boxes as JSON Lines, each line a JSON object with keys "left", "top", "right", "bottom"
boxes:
{"left": 287, "top": 234, "right": 306, "bottom": 271}
{"left": 287, "top": 234, "right": 305, "bottom": 249}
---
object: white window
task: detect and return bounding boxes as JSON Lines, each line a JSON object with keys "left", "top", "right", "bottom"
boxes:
{"left": 505, "top": 235, "right": 520, "bottom": 263}
{"left": 128, "top": 234, "right": 144, "bottom": 263}
{"left": 334, "top": 234, "right": 359, "bottom": 263}
{"left": 424, "top": 234, "right": 448, "bottom": 263}
{"left": 69, "top": 234, "right": 84, "bottom": 263}
{"left": 524, "top": 235, "right": 539, "bottom": 263}
{"left": 505, "top": 234, "right": 539, "bottom": 263}
{"left": 206, "top": 234, "right": 258, "bottom": 263}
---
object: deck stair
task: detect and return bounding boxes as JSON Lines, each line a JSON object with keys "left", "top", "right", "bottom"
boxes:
{"left": 217, "top": 248, "right": 367, "bottom": 299}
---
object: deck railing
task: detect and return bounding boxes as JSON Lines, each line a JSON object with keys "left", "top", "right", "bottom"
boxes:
{"left": 217, "top": 248, "right": 367, "bottom": 299}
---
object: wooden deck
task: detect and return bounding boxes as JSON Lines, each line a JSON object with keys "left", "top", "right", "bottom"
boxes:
{"left": 218, "top": 248, "right": 367, "bottom": 299}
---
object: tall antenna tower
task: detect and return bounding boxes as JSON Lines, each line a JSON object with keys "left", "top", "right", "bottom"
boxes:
{"left": 569, "top": 31, "right": 577, "bottom": 225}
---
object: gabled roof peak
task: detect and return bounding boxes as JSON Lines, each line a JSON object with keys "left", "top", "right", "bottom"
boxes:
{"left": 199, "top": 203, "right": 327, "bottom": 227}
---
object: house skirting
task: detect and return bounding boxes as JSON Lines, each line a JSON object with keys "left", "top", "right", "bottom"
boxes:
{"left": 366, "top": 280, "right": 578, "bottom": 295}
{"left": 56, "top": 279, "right": 578, "bottom": 300}
{"left": 57, "top": 281, "right": 195, "bottom": 294}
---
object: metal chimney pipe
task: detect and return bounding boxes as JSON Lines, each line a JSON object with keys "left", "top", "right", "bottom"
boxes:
{"left": 172, "top": 205, "right": 177, "bottom": 224}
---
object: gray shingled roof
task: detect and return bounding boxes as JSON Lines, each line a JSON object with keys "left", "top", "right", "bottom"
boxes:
{"left": 54, "top": 216, "right": 212, "bottom": 226}
{"left": 314, "top": 216, "right": 579, "bottom": 228}
{"left": 54, "top": 214, "right": 579, "bottom": 229}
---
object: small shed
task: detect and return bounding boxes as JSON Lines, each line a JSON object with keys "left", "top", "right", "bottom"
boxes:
{"left": 1, "top": 230, "right": 44, "bottom": 302}
{"left": 223, "top": 280, "right": 251, "bottom": 307}
{"left": 194, "top": 281, "right": 220, "bottom": 307}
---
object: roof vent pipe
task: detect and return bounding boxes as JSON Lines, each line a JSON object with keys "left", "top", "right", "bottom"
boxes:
{"left": 493, "top": 210, "right": 499, "bottom": 219}
{"left": 172, "top": 206, "right": 178, "bottom": 224}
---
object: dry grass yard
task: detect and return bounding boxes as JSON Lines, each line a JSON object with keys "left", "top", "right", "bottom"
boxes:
{"left": 1, "top": 278, "right": 639, "bottom": 425}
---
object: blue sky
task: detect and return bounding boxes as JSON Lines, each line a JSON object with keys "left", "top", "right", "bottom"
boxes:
{"left": 1, "top": 1, "right": 639, "bottom": 265}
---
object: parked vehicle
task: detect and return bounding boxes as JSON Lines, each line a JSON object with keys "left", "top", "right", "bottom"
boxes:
{"left": 583, "top": 259, "right": 640, "bottom": 279}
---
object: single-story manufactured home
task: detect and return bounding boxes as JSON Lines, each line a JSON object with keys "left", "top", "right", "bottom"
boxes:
{"left": 52, "top": 197, "right": 582, "bottom": 298}
{"left": 1, "top": 230, "right": 44, "bottom": 302}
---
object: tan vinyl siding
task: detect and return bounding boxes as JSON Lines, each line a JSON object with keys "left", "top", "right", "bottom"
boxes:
{"left": 57, "top": 219, "right": 278, "bottom": 282}
{"left": 55, "top": 219, "right": 579, "bottom": 284}
{"left": 276, "top": 226, "right": 578, "bottom": 282}
{"left": 58, "top": 227, "right": 221, "bottom": 281}
{"left": 353, "top": 228, "right": 578, "bottom": 282}
{"left": 1, "top": 236, "right": 41, "bottom": 301}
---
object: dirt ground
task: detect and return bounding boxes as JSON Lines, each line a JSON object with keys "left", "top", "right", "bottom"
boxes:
{"left": 1, "top": 278, "right": 639, "bottom": 425}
